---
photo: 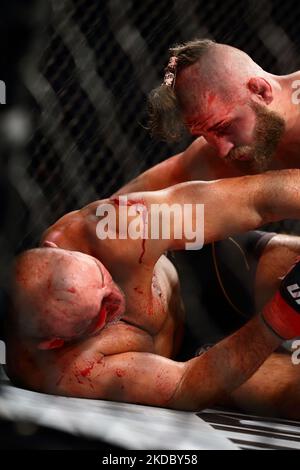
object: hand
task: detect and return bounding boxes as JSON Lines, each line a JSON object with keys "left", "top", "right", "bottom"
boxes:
{"left": 262, "top": 257, "right": 300, "bottom": 339}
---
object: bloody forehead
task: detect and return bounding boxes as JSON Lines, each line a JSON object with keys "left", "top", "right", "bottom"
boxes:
{"left": 186, "top": 112, "right": 232, "bottom": 134}
{"left": 184, "top": 96, "right": 239, "bottom": 133}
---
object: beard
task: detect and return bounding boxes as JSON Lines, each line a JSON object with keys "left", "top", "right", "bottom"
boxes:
{"left": 224, "top": 102, "right": 285, "bottom": 173}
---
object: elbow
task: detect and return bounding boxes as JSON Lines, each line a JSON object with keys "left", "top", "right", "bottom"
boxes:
{"left": 254, "top": 201, "right": 278, "bottom": 226}
{"left": 166, "top": 388, "right": 219, "bottom": 412}
{"left": 251, "top": 189, "right": 275, "bottom": 227}
{"left": 164, "top": 361, "right": 223, "bottom": 412}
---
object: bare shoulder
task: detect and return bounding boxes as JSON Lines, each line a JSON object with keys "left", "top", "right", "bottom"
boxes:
{"left": 40, "top": 209, "right": 83, "bottom": 246}
{"left": 41, "top": 200, "right": 111, "bottom": 253}
{"left": 154, "top": 255, "right": 180, "bottom": 293}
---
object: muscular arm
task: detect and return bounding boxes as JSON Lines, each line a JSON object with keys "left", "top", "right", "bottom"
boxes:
{"left": 49, "top": 315, "right": 280, "bottom": 411}
{"left": 168, "top": 169, "right": 300, "bottom": 248}
{"left": 222, "top": 352, "right": 300, "bottom": 419}
{"left": 113, "top": 169, "right": 300, "bottom": 265}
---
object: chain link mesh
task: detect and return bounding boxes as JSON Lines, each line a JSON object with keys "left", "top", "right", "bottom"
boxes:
{"left": 9, "top": 0, "right": 300, "bottom": 248}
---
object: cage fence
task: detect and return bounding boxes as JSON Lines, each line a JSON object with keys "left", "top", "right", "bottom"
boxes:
{"left": 3, "top": 0, "right": 300, "bottom": 260}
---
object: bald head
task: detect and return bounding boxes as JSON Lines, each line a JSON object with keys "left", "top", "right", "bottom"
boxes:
{"left": 13, "top": 248, "right": 125, "bottom": 349}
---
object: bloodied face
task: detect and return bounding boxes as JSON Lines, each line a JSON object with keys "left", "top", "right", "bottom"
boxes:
{"left": 185, "top": 93, "right": 285, "bottom": 173}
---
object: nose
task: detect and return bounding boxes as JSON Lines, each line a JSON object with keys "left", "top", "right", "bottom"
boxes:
{"left": 216, "top": 139, "right": 234, "bottom": 159}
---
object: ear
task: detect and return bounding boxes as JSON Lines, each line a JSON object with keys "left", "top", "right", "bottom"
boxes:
{"left": 38, "top": 338, "right": 65, "bottom": 350}
{"left": 103, "top": 284, "right": 126, "bottom": 321}
{"left": 247, "top": 77, "right": 273, "bottom": 105}
{"left": 42, "top": 241, "right": 58, "bottom": 248}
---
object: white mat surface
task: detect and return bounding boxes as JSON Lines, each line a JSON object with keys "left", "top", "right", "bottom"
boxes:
{"left": 0, "top": 369, "right": 238, "bottom": 450}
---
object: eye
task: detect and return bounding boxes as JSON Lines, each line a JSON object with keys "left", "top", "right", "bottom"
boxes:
{"left": 189, "top": 127, "right": 202, "bottom": 137}
{"left": 215, "top": 124, "right": 231, "bottom": 136}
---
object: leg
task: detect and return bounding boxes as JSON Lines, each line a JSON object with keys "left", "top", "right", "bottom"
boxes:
{"left": 222, "top": 352, "right": 300, "bottom": 420}
{"left": 222, "top": 234, "right": 300, "bottom": 419}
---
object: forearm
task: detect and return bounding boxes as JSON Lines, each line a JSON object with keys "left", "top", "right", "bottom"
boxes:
{"left": 168, "top": 315, "right": 281, "bottom": 411}
{"left": 111, "top": 178, "right": 271, "bottom": 257}
{"left": 162, "top": 178, "right": 263, "bottom": 250}
{"left": 253, "top": 169, "right": 300, "bottom": 221}
{"left": 166, "top": 169, "right": 300, "bottom": 250}
{"left": 221, "top": 353, "right": 300, "bottom": 419}
{"left": 111, "top": 170, "right": 300, "bottom": 260}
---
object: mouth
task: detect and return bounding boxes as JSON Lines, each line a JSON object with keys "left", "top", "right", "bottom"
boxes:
{"left": 226, "top": 153, "right": 252, "bottom": 163}
{"left": 88, "top": 297, "right": 125, "bottom": 336}
{"left": 229, "top": 153, "right": 252, "bottom": 162}
{"left": 105, "top": 302, "right": 124, "bottom": 325}
{"left": 237, "top": 154, "right": 252, "bottom": 161}
{"left": 89, "top": 305, "right": 108, "bottom": 334}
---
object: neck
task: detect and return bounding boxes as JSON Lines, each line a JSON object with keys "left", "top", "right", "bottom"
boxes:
{"left": 270, "top": 72, "right": 300, "bottom": 163}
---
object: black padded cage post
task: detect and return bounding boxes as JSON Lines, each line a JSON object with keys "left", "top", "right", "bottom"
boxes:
{"left": 0, "top": 0, "right": 50, "bottom": 341}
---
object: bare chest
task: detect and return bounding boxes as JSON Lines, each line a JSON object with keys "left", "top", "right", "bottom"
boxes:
{"left": 119, "top": 268, "right": 171, "bottom": 337}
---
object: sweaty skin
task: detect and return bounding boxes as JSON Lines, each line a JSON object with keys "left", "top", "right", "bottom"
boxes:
{"left": 7, "top": 171, "right": 300, "bottom": 416}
